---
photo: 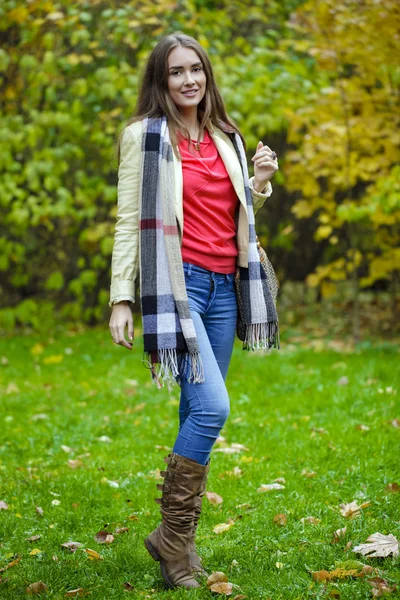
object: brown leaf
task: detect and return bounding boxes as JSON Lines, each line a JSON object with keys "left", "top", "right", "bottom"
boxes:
{"left": 332, "top": 526, "right": 347, "bottom": 543}
{"left": 353, "top": 532, "right": 399, "bottom": 558}
{"left": 355, "top": 424, "right": 370, "bottom": 431}
{"left": 301, "top": 469, "right": 317, "bottom": 478}
{"left": 114, "top": 527, "right": 129, "bottom": 534}
{"left": 301, "top": 516, "right": 321, "bottom": 525}
{"left": 206, "top": 571, "right": 229, "bottom": 587}
{"left": 61, "top": 541, "right": 82, "bottom": 552}
{"left": 233, "top": 596, "right": 247, "bottom": 600}
{"left": 385, "top": 483, "right": 400, "bottom": 493}
{"left": 274, "top": 477, "right": 286, "bottom": 484}
{"left": 369, "top": 577, "right": 397, "bottom": 597}
{"left": 273, "top": 513, "right": 287, "bottom": 526}
{"left": 0, "top": 556, "right": 21, "bottom": 573}
{"left": 123, "top": 582, "right": 135, "bottom": 591}
{"left": 94, "top": 530, "right": 114, "bottom": 544}
{"left": 312, "top": 570, "right": 331, "bottom": 582}
{"left": 85, "top": 548, "right": 103, "bottom": 560}
{"left": 339, "top": 500, "right": 370, "bottom": 518}
{"left": 26, "top": 581, "right": 48, "bottom": 595}
{"left": 206, "top": 491, "right": 223, "bottom": 505}
{"left": 210, "top": 581, "right": 233, "bottom": 595}
{"left": 26, "top": 535, "right": 41, "bottom": 542}
{"left": 0, "top": 501, "right": 8, "bottom": 510}
{"left": 35, "top": 506, "right": 44, "bottom": 516}
{"left": 391, "top": 419, "right": 400, "bottom": 428}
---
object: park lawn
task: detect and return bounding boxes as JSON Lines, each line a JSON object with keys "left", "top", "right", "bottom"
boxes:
{"left": 0, "top": 326, "right": 399, "bottom": 600}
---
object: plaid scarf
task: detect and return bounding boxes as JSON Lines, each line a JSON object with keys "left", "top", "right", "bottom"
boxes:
{"left": 139, "top": 116, "right": 279, "bottom": 388}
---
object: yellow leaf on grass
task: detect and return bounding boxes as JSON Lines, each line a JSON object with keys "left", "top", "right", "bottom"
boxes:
{"left": 213, "top": 521, "right": 234, "bottom": 534}
{"left": 29, "top": 548, "right": 42, "bottom": 556}
{"left": 43, "top": 354, "right": 64, "bottom": 364}
{"left": 85, "top": 548, "right": 103, "bottom": 560}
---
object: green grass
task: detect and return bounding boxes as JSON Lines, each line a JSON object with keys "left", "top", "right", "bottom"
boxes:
{"left": 0, "top": 326, "right": 399, "bottom": 599}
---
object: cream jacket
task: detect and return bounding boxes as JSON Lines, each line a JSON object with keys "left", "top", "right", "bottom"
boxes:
{"left": 109, "top": 120, "right": 273, "bottom": 307}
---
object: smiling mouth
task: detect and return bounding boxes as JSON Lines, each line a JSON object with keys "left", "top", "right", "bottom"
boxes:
{"left": 182, "top": 89, "right": 199, "bottom": 96}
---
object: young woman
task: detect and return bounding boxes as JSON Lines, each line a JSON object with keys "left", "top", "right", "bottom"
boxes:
{"left": 109, "top": 33, "right": 279, "bottom": 589}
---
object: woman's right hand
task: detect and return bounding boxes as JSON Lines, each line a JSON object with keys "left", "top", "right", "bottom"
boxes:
{"left": 109, "top": 301, "right": 134, "bottom": 350}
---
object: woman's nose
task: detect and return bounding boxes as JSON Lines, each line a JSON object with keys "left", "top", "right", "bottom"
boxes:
{"left": 184, "top": 71, "right": 195, "bottom": 85}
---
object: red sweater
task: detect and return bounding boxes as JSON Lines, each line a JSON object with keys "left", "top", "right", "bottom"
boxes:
{"left": 178, "top": 129, "right": 239, "bottom": 274}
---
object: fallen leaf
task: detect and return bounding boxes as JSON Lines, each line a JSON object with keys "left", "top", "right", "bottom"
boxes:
{"left": 301, "top": 469, "right": 317, "bottom": 478}
{"left": 353, "top": 532, "right": 399, "bottom": 558}
{"left": 332, "top": 526, "right": 347, "bottom": 543}
{"left": 233, "top": 595, "right": 247, "bottom": 600}
{"left": 274, "top": 477, "right": 286, "bottom": 484}
{"left": 210, "top": 581, "right": 233, "bottom": 595}
{"left": 35, "top": 506, "right": 44, "bottom": 516}
{"left": 385, "top": 483, "right": 400, "bottom": 493}
{"left": 391, "top": 418, "right": 400, "bottom": 428}
{"left": 101, "top": 477, "right": 119, "bottom": 488}
{"left": 257, "top": 483, "right": 285, "bottom": 492}
{"left": 31, "top": 413, "right": 48, "bottom": 421}
{"left": 26, "top": 535, "right": 41, "bottom": 542}
{"left": 213, "top": 521, "right": 234, "bottom": 534}
{"left": 115, "top": 527, "right": 129, "bottom": 535}
{"left": 61, "top": 542, "right": 82, "bottom": 552}
{"left": 355, "top": 424, "right": 370, "bottom": 431}
{"left": 85, "top": 548, "right": 103, "bottom": 560}
{"left": 206, "top": 492, "right": 223, "bottom": 505}
{"left": 301, "top": 516, "right": 321, "bottom": 525}
{"left": 123, "top": 582, "right": 135, "bottom": 591}
{"left": 43, "top": 354, "right": 64, "bottom": 364}
{"left": 369, "top": 577, "right": 397, "bottom": 597}
{"left": 51, "top": 499, "right": 61, "bottom": 506}
{"left": 94, "top": 530, "right": 114, "bottom": 544}
{"left": 337, "top": 376, "right": 349, "bottom": 385}
{"left": 339, "top": 500, "right": 370, "bottom": 518}
{"left": 26, "top": 581, "right": 48, "bottom": 595}
{"left": 207, "top": 572, "right": 229, "bottom": 587}
{"left": 29, "top": 548, "right": 42, "bottom": 556}
{"left": 65, "top": 588, "right": 87, "bottom": 597}
{"left": 0, "top": 501, "right": 8, "bottom": 510}
{"left": 275, "top": 562, "right": 284, "bottom": 569}
{"left": 67, "top": 459, "right": 83, "bottom": 469}
{"left": 0, "top": 556, "right": 21, "bottom": 572}
{"left": 61, "top": 445, "right": 73, "bottom": 453}
{"left": 96, "top": 436, "right": 112, "bottom": 443}
{"left": 6, "top": 382, "right": 19, "bottom": 394}
{"left": 273, "top": 513, "right": 287, "bottom": 526}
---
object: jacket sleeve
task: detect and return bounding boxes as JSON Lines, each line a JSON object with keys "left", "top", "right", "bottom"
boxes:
{"left": 108, "top": 126, "right": 141, "bottom": 307}
{"left": 249, "top": 176, "right": 273, "bottom": 215}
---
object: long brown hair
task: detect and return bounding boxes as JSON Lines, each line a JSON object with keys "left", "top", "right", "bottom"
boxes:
{"left": 115, "top": 32, "right": 245, "bottom": 165}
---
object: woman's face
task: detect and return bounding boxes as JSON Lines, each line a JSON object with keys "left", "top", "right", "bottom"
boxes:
{"left": 167, "top": 46, "right": 206, "bottom": 112}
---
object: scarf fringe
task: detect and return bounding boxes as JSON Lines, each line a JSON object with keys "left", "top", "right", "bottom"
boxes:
{"left": 146, "top": 349, "right": 205, "bottom": 390}
{"left": 242, "top": 321, "right": 280, "bottom": 351}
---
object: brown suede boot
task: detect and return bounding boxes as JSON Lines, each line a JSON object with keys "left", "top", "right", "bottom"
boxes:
{"left": 144, "top": 453, "right": 207, "bottom": 589}
{"left": 188, "top": 458, "right": 211, "bottom": 577}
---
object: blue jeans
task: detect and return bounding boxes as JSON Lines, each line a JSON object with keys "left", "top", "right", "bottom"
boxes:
{"left": 172, "top": 262, "right": 238, "bottom": 466}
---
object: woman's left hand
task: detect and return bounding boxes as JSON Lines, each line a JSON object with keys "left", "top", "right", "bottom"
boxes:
{"left": 251, "top": 141, "right": 279, "bottom": 192}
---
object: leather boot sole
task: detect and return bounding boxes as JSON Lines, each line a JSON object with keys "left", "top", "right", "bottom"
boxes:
{"left": 144, "top": 537, "right": 200, "bottom": 589}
